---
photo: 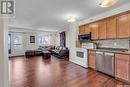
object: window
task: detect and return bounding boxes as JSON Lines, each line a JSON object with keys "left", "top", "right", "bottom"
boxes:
{"left": 13, "top": 34, "right": 23, "bottom": 49}
{"left": 39, "top": 35, "right": 50, "bottom": 45}
{"left": 8, "top": 34, "right": 11, "bottom": 54}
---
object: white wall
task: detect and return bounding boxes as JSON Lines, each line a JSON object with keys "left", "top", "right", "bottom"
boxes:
{"left": 68, "top": 3, "right": 130, "bottom": 62}
{"left": 65, "top": 30, "right": 70, "bottom": 48}
{"left": 54, "top": 32, "right": 60, "bottom": 46}
{"left": 68, "top": 22, "right": 78, "bottom": 62}
{"left": 0, "top": 18, "right": 9, "bottom": 87}
{"left": 24, "top": 32, "right": 39, "bottom": 50}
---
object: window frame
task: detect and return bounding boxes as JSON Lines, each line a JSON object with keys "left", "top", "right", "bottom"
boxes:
{"left": 38, "top": 34, "right": 50, "bottom": 45}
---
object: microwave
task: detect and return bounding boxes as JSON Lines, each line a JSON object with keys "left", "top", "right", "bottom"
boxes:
{"left": 78, "top": 32, "right": 91, "bottom": 42}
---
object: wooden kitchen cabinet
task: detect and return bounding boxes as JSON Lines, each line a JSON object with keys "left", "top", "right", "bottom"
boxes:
{"left": 79, "top": 25, "right": 85, "bottom": 34}
{"left": 89, "top": 22, "right": 99, "bottom": 40}
{"left": 78, "top": 11, "right": 130, "bottom": 40}
{"left": 106, "top": 16, "right": 117, "bottom": 39}
{"left": 88, "top": 50, "right": 96, "bottom": 69}
{"left": 117, "top": 13, "right": 130, "bottom": 38}
{"left": 84, "top": 24, "right": 90, "bottom": 33}
{"left": 98, "top": 20, "right": 107, "bottom": 39}
{"left": 115, "top": 53, "right": 130, "bottom": 82}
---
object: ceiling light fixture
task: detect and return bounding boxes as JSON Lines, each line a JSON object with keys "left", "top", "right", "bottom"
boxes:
{"left": 67, "top": 16, "right": 76, "bottom": 23}
{"left": 99, "top": 0, "right": 118, "bottom": 7}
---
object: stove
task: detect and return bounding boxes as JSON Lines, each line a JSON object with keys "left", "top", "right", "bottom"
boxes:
{"left": 71, "top": 43, "right": 94, "bottom": 68}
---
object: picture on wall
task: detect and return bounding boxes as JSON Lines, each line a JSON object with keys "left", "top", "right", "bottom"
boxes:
{"left": 30, "top": 36, "right": 35, "bottom": 43}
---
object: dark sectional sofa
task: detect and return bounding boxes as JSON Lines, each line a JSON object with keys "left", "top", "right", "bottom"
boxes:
{"left": 52, "top": 46, "right": 69, "bottom": 58}
{"left": 25, "top": 46, "right": 69, "bottom": 59}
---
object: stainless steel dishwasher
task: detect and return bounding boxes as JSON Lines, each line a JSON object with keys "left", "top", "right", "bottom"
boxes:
{"left": 96, "top": 51, "right": 115, "bottom": 77}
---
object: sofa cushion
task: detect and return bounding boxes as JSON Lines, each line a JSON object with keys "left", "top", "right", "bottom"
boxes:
{"left": 38, "top": 47, "right": 47, "bottom": 51}
{"left": 59, "top": 47, "right": 63, "bottom": 50}
{"left": 35, "top": 50, "right": 42, "bottom": 55}
{"left": 62, "top": 47, "right": 67, "bottom": 50}
{"left": 52, "top": 50, "right": 60, "bottom": 53}
{"left": 41, "top": 51, "right": 51, "bottom": 58}
{"left": 55, "top": 46, "right": 60, "bottom": 50}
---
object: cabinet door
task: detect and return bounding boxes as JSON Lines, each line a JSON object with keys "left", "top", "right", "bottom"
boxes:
{"left": 107, "top": 17, "right": 117, "bottom": 39}
{"left": 99, "top": 20, "right": 107, "bottom": 39}
{"left": 84, "top": 24, "right": 90, "bottom": 33}
{"left": 79, "top": 25, "right": 85, "bottom": 34}
{"left": 88, "top": 50, "right": 96, "bottom": 69}
{"left": 90, "top": 23, "right": 99, "bottom": 40}
{"left": 117, "top": 14, "right": 130, "bottom": 38}
{"left": 115, "top": 54, "right": 130, "bottom": 82}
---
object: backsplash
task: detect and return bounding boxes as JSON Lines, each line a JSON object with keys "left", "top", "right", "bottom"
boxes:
{"left": 94, "top": 39, "right": 129, "bottom": 49}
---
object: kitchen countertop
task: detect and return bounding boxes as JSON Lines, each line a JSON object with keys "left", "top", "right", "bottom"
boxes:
{"left": 88, "top": 48, "right": 130, "bottom": 55}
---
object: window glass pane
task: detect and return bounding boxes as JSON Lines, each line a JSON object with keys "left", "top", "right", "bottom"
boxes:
{"left": 8, "top": 34, "right": 11, "bottom": 49}
{"left": 14, "top": 45, "right": 22, "bottom": 49}
{"left": 38, "top": 34, "right": 50, "bottom": 45}
{"left": 13, "top": 34, "right": 23, "bottom": 49}
{"left": 14, "top": 35, "right": 22, "bottom": 44}
{"left": 8, "top": 34, "right": 11, "bottom": 54}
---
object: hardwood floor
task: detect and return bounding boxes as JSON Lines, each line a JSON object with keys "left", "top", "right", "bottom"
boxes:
{"left": 9, "top": 56, "right": 129, "bottom": 87}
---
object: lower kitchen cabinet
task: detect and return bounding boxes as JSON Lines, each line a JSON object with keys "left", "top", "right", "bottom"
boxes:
{"left": 88, "top": 50, "right": 96, "bottom": 69}
{"left": 115, "top": 53, "right": 130, "bottom": 82}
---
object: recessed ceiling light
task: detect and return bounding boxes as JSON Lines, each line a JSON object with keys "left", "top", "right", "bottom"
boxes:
{"left": 67, "top": 16, "right": 76, "bottom": 23}
{"left": 99, "top": 0, "right": 118, "bottom": 7}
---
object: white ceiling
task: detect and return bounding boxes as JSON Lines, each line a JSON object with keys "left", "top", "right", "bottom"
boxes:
{"left": 9, "top": 0, "right": 130, "bottom": 31}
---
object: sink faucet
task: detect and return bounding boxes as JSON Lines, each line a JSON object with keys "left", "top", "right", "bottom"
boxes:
{"left": 93, "top": 42, "right": 102, "bottom": 49}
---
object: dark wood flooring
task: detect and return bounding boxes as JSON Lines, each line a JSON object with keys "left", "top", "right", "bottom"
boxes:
{"left": 9, "top": 56, "right": 129, "bottom": 87}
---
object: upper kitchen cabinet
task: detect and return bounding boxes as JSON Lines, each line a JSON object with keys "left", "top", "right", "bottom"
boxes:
{"left": 106, "top": 16, "right": 117, "bottom": 39}
{"left": 84, "top": 24, "right": 90, "bottom": 33}
{"left": 78, "top": 11, "right": 130, "bottom": 40}
{"left": 79, "top": 25, "right": 85, "bottom": 34}
{"left": 98, "top": 19, "right": 107, "bottom": 39}
{"left": 89, "top": 22, "right": 99, "bottom": 40}
{"left": 117, "top": 13, "right": 130, "bottom": 38}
